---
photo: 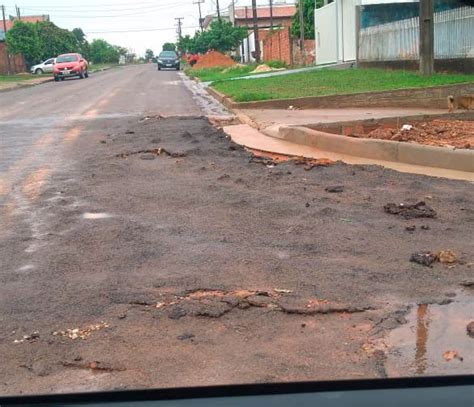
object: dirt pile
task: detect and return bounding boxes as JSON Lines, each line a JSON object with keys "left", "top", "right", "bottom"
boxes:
{"left": 193, "top": 51, "right": 236, "bottom": 69}
{"left": 251, "top": 64, "right": 286, "bottom": 74}
{"left": 358, "top": 120, "right": 474, "bottom": 149}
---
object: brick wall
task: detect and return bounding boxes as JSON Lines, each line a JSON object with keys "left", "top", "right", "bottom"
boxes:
{"left": 0, "top": 42, "right": 26, "bottom": 74}
{"left": 262, "top": 28, "right": 315, "bottom": 65}
{"left": 293, "top": 40, "right": 316, "bottom": 65}
{"left": 262, "top": 27, "right": 293, "bottom": 65}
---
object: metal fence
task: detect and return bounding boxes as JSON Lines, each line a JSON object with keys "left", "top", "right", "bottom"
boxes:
{"left": 359, "top": 6, "right": 474, "bottom": 61}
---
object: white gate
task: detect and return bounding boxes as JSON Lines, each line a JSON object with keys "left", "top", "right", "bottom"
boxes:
{"left": 315, "top": 2, "right": 338, "bottom": 65}
{"left": 341, "top": 0, "right": 357, "bottom": 61}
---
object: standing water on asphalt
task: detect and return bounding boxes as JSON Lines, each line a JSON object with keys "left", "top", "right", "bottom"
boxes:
{"left": 385, "top": 291, "right": 473, "bottom": 376}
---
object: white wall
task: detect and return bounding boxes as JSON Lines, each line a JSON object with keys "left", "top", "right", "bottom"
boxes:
{"left": 341, "top": 0, "right": 357, "bottom": 61}
{"left": 315, "top": 0, "right": 418, "bottom": 65}
{"left": 241, "top": 32, "right": 256, "bottom": 63}
{"left": 315, "top": 2, "right": 338, "bottom": 64}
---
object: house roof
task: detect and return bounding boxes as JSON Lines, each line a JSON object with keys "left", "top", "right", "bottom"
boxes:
{"left": 4, "top": 15, "right": 49, "bottom": 31}
{"left": 202, "top": 13, "right": 230, "bottom": 29}
{"left": 234, "top": 5, "right": 296, "bottom": 20}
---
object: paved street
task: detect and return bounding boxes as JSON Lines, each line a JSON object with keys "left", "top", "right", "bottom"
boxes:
{"left": 0, "top": 64, "right": 473, "bottom": 396}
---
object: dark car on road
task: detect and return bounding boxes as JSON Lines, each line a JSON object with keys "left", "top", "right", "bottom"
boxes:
{"left": 157, "top": 51, "right": 180, "bottom": 71}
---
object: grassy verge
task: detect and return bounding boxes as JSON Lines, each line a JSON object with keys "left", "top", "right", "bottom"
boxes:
{"left": 0, "top": 74, "right": 39, "bottom": 82}
{"left": 187, "top": 65, "right": 257, "bottom": 82}
{"left": 187, "top": 60, "right": 288, "bottom": 82}
{"left": 89, "top": 63, "right": 118, "bottom": 73}
{"left": 212, "top": 68, "right": 474, "bottom": 102}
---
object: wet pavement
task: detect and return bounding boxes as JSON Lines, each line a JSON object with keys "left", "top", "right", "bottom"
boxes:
{"left": 0, "top": 64, "right": 473, "bottom": 396}
{"left": 386, "top": 290, "right": 473, "bottom": 376}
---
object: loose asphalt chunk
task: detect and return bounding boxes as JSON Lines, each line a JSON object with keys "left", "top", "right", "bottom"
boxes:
{"left": 325, "top": 185, "right": 345, "bottom": 193}
{"left": 384, "top": 201, "right": 437, "bottom": 219}
{"left": 410, "top": 252, "right": 438, "bottom": 267}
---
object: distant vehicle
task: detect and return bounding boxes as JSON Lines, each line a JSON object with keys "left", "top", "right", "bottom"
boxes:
{"left": 30, "top": 58, "right": 56, "bottom": 74}
{"left": 53, "top": 53, "right": 89, "bottom": 82}
{"left": 157, "top": 51, "right": 180, "bottom": 71}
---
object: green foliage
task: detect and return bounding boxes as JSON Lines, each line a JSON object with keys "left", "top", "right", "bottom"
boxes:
{"left": 265, "top": 60, "right": 288, "bottom": 69}
{"left": 291, "top": 0, "right": 323, "bottom": 40}
{"left": 162, "top": 42, "right": 176, "bottom": 52}
{"left": 189, "top": 65, "right": 257, "bottom": 81}
{"left": 177, "top": 35, "right": 195, "bottom": 53}
{"left": 90, "top": 39, "right": 120, "bottom": 64}
{"left": 178, "top": 21, "right": 247, "bottom": 54}
{"left": 5, "top": 21, "right": 41, "bottom": 66}
{"left": 72, "top": 28, "right": 86, "bottom": 43}
{"left": 145, "top": 48, "right": 154, "bottom": 60}
{"left": 7, "top": 21, "right": 81, "bottom": 65}
{"left": 6, "top": 20, "right": 126, "bottom": 67}
{"left": 36, "top": 22, "right": 80, "bottom": 62}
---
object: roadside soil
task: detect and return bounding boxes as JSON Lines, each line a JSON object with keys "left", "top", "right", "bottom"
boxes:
{"left": 355, "top": 119, "right": 474, "bottom": 149}
{"left": 0, "top": 76, "right": 52, "bottom": 92}
{"left": 1, "top": 116, "right": 473, "bottom": 396}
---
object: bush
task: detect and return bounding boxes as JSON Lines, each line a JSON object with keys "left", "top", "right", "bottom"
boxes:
{"left": 265, "top": 60, "right": 288, "bottom": 69}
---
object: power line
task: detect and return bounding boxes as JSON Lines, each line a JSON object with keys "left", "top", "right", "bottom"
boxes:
{"left": 19, "top": 1, "right": 188, "bottom": 13}
{"left": 84, "top": 25, "right": 198, "bottom": 34}
{"left": 20, "top": 5, "right": 188, "bottom": 19}
{"left": 5, "top": 1, "right": 164, "bottom": 8}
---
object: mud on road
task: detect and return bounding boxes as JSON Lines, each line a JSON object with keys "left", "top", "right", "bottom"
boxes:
{"left": 0, "top": 116, "right": 473, "bottom": 395}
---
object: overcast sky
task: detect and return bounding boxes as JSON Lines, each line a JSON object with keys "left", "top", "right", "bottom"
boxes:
{"left": 2, "top": 0, "right": 295, "bottom": 56}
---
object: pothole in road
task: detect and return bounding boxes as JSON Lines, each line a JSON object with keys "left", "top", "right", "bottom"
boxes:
{"left": 384, "top": 291, "right": 473, "bottom": 376}
{"left": 129, "top": 288, "right": 373, "bottom": 319}
{"left": 116, "top": 148, "right": 187, "bottom": 159}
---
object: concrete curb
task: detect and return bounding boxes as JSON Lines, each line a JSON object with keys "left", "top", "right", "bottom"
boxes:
{"left": 263, "top": 125, "right": 474, "bottom": 173}
{"left": 205, "top": 86, "right": 234, "bottom": 110}
{"left": 208, "top": 82, "right": 474, "bottom": 110}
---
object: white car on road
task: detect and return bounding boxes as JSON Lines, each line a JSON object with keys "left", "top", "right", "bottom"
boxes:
{"left": 30, "top": 58, "right": 56, "bottom": 74}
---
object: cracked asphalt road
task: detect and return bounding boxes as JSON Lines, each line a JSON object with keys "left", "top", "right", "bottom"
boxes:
{"left": 1, "top": 64, "right": 473, "bottom": 396}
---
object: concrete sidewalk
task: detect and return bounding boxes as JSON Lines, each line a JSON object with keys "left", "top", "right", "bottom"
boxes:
{"left": 237, "top": 107, "right": 448, "bottom": 130}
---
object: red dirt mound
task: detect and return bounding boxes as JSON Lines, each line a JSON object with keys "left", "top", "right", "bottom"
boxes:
{"left": 193, "top": 51, "right": 236, "bottom": 69}
{"left": 356, "top": 120, "right": 474, "bottom": 149}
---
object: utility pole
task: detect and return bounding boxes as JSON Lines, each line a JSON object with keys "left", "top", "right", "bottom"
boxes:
{"left": 175, "top": 17, "right": 183, "bottom": 41}
{"left": 15, "top": 4, "right": 20, "bottom": 19}
{"left": 245, "top": 6, "right": 250, "bottom": 63}
{"left": 299, "top": 0, "right": 305, "bottom": 53}
{"left": 2, "top": 4, "right": 12, "bottom": 75}
{"left": 216, "top": 0, "right": 221, "bottom": 21}
{"left": 193, "top": 0, "right": 204, "bottom": 31}
{"left": 251, "top": 0, "right": 261, "bottom": 62}
{"left": 269, "top": 0, "right": 273, "bottom": 30}
{"left": 419, "top": 0, "right": 434, "bottom": 75}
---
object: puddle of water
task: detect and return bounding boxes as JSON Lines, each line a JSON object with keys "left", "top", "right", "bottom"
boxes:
{"left": 82, "top": 213, "right": 112, "bottom": 220}
{"left": 385, "top": 292, "right": 473, "bottom": 376}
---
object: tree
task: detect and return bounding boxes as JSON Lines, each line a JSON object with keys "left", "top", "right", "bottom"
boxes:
{"left": 72, "top": 28, "right": 86, "bottom": 43}
{"left": 145, "top": 48, "right": 154, "bottom": 61}
{"left": 162, "top": 42, "right": 176, "bottom": 51}
{"left": 36, "top": 22, "right": 79, "bottom": 62}
{"left": 177, "top": 35, "right": 196, "bottom": 54}
{"left": 5, "top": 21, "right": 41, "bottom": 66}
{"left": 90, "top": 39, "right": 120, "bottom": 63}
{"left": 177, "top": 21, "right": 246, "bottom": 54}
{"left": 291, "top": 0, "right": 323, "bottom": 40}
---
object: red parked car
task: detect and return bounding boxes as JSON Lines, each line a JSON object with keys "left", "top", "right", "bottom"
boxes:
{"left": 53, "top": 53, "right": 89, "bottom": 82}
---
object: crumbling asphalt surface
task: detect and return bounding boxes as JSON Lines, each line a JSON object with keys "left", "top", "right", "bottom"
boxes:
{"left": 0, "top": 65, "right": 473, "bottom": 396}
